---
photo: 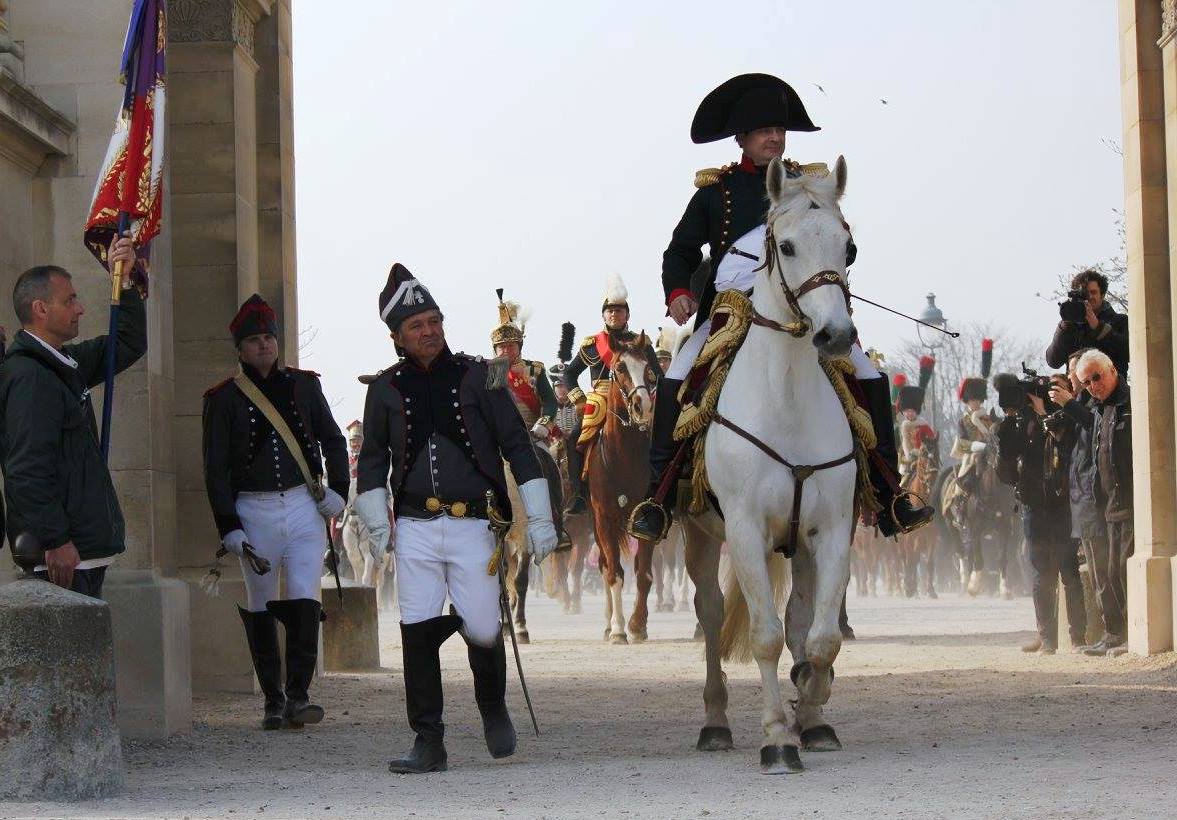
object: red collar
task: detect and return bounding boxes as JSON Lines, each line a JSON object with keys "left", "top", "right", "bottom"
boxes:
{"left": 739, "top": 155, "right": 761, "bottom": 173}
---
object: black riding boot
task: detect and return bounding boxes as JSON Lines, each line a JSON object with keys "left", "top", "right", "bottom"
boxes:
{"left": 389, "top": 615, "right": 463, "bottom": 774}
{"left": 859, "top": 377, "right": 934, "bottom": 538}
{"left": 238, "top": 607, "right": 285, "bottom": 730}
{"left": 267, "top": 598, "right": 325, "bottom": 727}
{"left": 629, "top": 378, "right": 684, "bottom": 543}
{"left": 466, "top": 635, "right": 517, "bottom": 758}
{"left": 565, "top": 414, "right": 589, "bottom": 515}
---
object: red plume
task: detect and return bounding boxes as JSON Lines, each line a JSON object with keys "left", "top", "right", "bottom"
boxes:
{"left": 918, "top": 355, "right": 936, "bottom": 390}
{"left": 980, "top": 338, "right": 994, "bottom": 378}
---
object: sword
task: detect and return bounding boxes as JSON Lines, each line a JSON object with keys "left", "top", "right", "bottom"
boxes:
{"left": 324, "top": 523, "right": 344, "bottom": 604}
{"left": 486, "top": 490, "right": 540, "bottom": 737}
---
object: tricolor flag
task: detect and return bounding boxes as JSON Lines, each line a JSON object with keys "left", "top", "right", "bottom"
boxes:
{"left": 83, "top": 0, "right": 167, "bottom": 292}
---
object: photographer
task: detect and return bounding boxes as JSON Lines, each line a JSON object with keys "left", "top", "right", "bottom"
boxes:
{"left": 1045, "top": 269, "right": 1129, "bottom": 376}
{"left": 1045, "top": 350, "right": 1121, "bottom": 656}
{"left": 993, "top": 372, "right": 1087, "bottom": 655}
{"left": 1053, "top": 350, "right": 1132, "bottom": 657}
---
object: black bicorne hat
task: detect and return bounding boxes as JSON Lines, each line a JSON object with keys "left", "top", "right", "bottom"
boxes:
{"left": 230, "top": 293, "right": 279, "bottom": 345}
{"left": 690, "top": 73, "right": 819, "bottom": 144}
{"left": 379, "top": 263, "right": 440, "bottom": 331}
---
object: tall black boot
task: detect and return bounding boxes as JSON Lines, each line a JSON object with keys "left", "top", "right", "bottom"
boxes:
{"left": 629, "top": 378, "right": 684, "bottom": 543}
{"left": 466, "top": 635, "right": 516, "bottom": 758}
{"left": 859, "top": 376, "right": 934, "bottom": 538}
{"left": 389, "top": 614, "right": 463, "bottom": 774}
{"left": 564, "top": 415, "right": 589, "bottom": 515}
{"left": 238, "top": 606, "right": 285, "bottom": 730}
{"left": 267, "top": 598, "right": 325, "bottom": 727}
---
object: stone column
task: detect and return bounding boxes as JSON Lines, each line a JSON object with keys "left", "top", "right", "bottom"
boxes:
{"left": 9, "top": 0, "right": 192, "bottom": 737}
{"left": 170, "top": 0, "right": 276, "bottom": 693}
{"left": 1120, "top": 0, "right": 1175, "bottom": 654}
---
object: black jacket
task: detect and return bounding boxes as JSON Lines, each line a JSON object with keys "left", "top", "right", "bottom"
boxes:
{"left": 1048, "top": 397, "right": 1104, "bottom": 540}
{"left": 663, "top": 161, "right": 769, "bottom": 327}
{"left": 995, "top": 410, "right": 1070, "bottom": 539}
{"left": 357, "top": 347, "right": 541, "bottom": 511}
{"left": 1092, "top": 381, "right": 1132, "bottom": 521}
{"left": 1045, "top": 302, "right": 1129, "bottom": 375}
{"left": 0, "top": 289, "right": 147, "bottom": 559}
{"left": 202, "top": 365, "right": 349, "bottom": 537}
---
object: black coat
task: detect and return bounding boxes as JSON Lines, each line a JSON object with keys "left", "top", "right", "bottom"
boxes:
{"left": 1052, "top": 398, "right": 1104, "bottom": 540}
{"left": 1092, "top": 381, "right": 1132, "bottom": 521}
{"left": 1045, "top": 302, "right": 1129, "bottom": 376}
{"left": 0, "top": 290, "right": 147, "bottom": 559}
{"left": 356, "top": 348, "right": 541, "bottom": 511}
{"left": 202, "top": 365, "right": 349, "bottom": 537}
{"left": 995, "top": 410, "right": 1070, "bottom": 539}
{"left": 662, "top": 162, "right": 769, "bottom": 327}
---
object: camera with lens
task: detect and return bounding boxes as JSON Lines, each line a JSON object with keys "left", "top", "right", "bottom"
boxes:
{"left": 995, "top": 364, "right": 1058, "bottom": 414}
{"left": 1058, "top": 287, "right": 1088, "bottom": 325}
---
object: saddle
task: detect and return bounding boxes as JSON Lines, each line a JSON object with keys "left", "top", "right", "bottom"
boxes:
{"left": 672, "top": 290, "right": 881, "bottom": 521}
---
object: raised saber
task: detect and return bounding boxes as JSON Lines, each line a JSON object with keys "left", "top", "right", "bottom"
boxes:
{"left": 486, "top": 490, "right": 540, "bottom": 737}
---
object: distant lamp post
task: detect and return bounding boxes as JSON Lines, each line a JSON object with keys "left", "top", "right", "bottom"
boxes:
{"left": 916, "top": 293, "right": 949, "bottom": 442}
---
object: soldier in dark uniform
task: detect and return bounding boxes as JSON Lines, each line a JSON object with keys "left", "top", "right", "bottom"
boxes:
{"left": 629, "top": 73, "right": 934, "bottom": 541}
{"left": 202, "top": 294, "right": 349, "bottom": 730}
{"left": 489, "top": 290, "right": 558, "bottom": 433}
{"left": 561, "top": 273, "right": 662, "bottom": 514}
{"left": 353, "top": 264, "right": 558, "bottom": 774}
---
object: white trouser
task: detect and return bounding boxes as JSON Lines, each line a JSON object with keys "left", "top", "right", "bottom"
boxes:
{"left": 395, "top": 515, "right": 501, "bottom": 647}
{"left": 235, "top": 486, "right": 327, "bottom": 611}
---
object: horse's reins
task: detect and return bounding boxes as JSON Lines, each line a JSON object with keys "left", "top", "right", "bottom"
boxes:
{"left": 715, "top": 223, "right": 855, "bottom": 557}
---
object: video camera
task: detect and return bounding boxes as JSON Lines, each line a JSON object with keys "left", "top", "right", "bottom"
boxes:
{"left": 995, "top": 363, "right": 1058, "bottom": 414}
{"left": 1058, "top": 287, "right": 1088, "bottom": 325}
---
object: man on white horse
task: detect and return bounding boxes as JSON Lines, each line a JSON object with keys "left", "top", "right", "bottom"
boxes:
{"left": 354, "top": 264, "right": 559, "bottom": 774}
{"left": 629, "top": 73, "right": 934, "bottom": 541}
{"left": 561, "top": 274, "right": 662, "bottom": 514}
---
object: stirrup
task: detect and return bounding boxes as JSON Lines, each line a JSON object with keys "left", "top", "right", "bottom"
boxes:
{"left": 626, "top": 499, "right": 671, "bottom": 542}
{"left": 890, "top": 490, "right": 932, "bottom": 535}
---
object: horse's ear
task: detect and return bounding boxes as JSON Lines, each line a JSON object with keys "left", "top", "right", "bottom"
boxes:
{"left": 834, "top": 155, "right": 847, "bottom": 200}
{"left": 766, "top": 157, "right": 786, "bottom": 203}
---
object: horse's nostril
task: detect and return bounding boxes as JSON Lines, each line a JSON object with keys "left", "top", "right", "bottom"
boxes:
{"left": 813, "top": 329, "right": 831, "bottom": 348}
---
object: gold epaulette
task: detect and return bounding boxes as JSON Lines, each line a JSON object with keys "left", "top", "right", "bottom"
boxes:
{"left": 580, "top": 334, "right": 597, "bottom": 348}
{"left": 784, "top": 160, "right": 830, "bottom": 178}
{"left": 694, "top": 163, "right": 736, "bottom": 188}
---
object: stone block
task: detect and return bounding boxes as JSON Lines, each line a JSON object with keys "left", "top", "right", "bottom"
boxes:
{"left": 1127, "top": 553, "right": 1174, "bottom": 654}
{"left": 180, "top": 569, "right": 256, "bottom": 693}
{"left": 104, "top": 571, "right": 193, "bottom": 738}
{"left": 321, "top": 581, "right": 381, "bottom": 671}
{"left": 0, "top": 579, "right": 123, "bottom": 800}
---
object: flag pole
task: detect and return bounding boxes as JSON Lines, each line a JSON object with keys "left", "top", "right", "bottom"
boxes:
{"left": 100, "top": 211, "right": 130, "bottom": 463}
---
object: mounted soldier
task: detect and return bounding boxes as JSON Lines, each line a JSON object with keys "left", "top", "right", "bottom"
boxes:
{"left": 489, "top": 290, "right": 557, "bottom": 436}
{"left": 628, "top": 72, "right": 934, "bottom": 541}
{"left": 353, "top": 264, "right": 559, "bottom": 774}
{"left": 201, "top": 294, "right": 350, "bottom": 731}
{"left": 561, "top": 273, "right": 662, "bottom": 514}
{"left": 951, "top": 339, "right": 996, "bottom": 498}
{"left": 895, "top": 370, "right": 936, "bottom": 491}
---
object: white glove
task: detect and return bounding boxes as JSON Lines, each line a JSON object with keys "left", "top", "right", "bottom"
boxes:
{"left": 518, "top": 477, "right": 559, "bottom": 563}
{"left": 970, "top": 441, "right": 988, "bottom": 453}
{"left": 222, "top": 529, "right": 248, "bottom": 557}
{"left": 316, "top": 487, "right": 346, "bottom": 518}
{"left": 355, "top": 488, "right": 392, "bottom": 560}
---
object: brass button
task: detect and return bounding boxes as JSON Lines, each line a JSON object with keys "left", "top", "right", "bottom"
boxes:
{"left": 450, "top": 501, "right": 468, "bottom": 518}
{"left": 425, "top": 497, "right": 442, "bottom": 512}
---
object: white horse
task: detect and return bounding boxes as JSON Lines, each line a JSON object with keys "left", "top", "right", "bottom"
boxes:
{"left": 682, "top": 156, "right": 859, "bottom": 774}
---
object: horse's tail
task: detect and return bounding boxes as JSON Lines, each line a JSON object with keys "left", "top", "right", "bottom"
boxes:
{"left": 719, "top": 552, "right": 790, "bottom": 663}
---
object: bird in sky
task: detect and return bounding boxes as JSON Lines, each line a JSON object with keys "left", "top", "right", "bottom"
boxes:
{"left": 814, "top": 82, "right": 827, "bottom": 96}
{"left": 880, "top": 98, "right": 889, "bottom": 105}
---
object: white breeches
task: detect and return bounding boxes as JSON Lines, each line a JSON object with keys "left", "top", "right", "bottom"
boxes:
{"left": 394, "top": 515, "right": 502, "bottom": 647}
{"left": 236, "top": 486, "right": 327, "bottom": 611}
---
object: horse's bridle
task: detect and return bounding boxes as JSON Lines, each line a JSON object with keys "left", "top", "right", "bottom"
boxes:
{"left": 751, "top": 225, "right": 851, "bottom": 338}
{"left": 608, "top": 374, "right": 651, "bottom": 430}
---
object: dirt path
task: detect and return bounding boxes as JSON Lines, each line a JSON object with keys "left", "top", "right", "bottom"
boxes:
{"left": 5, "top": 590, "right": 1176, "bottom": 819}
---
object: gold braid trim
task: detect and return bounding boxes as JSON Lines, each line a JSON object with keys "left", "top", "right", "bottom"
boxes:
{"left": 819, "top": 358, "right": 882, "bottom": 516}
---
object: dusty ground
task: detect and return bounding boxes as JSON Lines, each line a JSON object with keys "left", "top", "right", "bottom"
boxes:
{"left": 4, "top": 588, "right": 1176, "bottom": 820}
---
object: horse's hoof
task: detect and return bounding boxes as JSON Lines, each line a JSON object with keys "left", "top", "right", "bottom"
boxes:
{"left": 516, "top": 630, "right": 530, "bottom": 644}
{"left": 800, "top": 724, "right": 842, "bottom": 752}
{"left": 609, "top": 633, "right": 629, "bottom": 645}
{"left": 571, "top": 602, "right": 582, "bottom": 614}
{"left": 696, "top": 726, "right": 734, "bottom": 752}
{"left": 927, "top": 589, "right": 939, "bottom": 600}
{"left": 759, "top": 744, "right": 804, "bottom": 774}
{"left": 630, "top": 630, "right": 648, "bottom": 643}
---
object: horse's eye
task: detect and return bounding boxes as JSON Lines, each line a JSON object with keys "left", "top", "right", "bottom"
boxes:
{"left": 616, "top": 362, "right": 627, "bottom": 376}
{"left": 780, "top": 240, "right": 795, "bottom": 257}
{"left": 845, "top": 241, "right": 857, "bottom": 266}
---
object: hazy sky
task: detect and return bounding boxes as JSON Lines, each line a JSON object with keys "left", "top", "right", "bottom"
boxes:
{"left": 292, "top": 0, "right": 1122, "bottom": 423}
